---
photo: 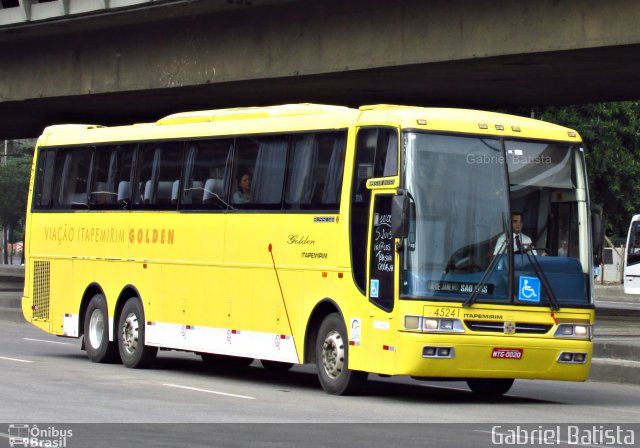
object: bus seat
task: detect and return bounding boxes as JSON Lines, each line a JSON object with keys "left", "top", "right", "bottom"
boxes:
{"left": 203, "top": 179, "right": 223, "bottom": 203}
{"left": 171, "top": 180, "right": 180, "bottom": 204}
{"left": 191, "top": 180, "right": 204, "bottom": 203}
{"left": 143, "top": 180, "right": 153, "bottom": 203}
{"left": 93, "top": 182, "right": 115, "bottom": 205}
{"left": 155, "top": 181, "right": 174, "bottom": 204}
{"left": 117, "top": 181, "right": 131, "bottom": 203}
{"left": 70, "top": 192, "right": 87, "bottom": 205}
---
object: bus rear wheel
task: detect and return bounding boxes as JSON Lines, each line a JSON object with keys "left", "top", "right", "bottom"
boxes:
{"left": 315, "top": 313, "right": 367, "bottom": 395}
{"left": 118, "top": 297, "right": 157, "bottom": 368}
{"left": 466, "top": 378, "right": 514, "bottom": 397}
{"left": 84, "top": 293, "right": 119, "bottom": 363}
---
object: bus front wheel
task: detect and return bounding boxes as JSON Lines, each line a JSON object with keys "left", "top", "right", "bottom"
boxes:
{"left": 84, "top": 293, "right": 119, "bottom": 363}
{"left": 466, "top": 378, "right": 514, "bottom": 397}
{"left": 315, "top": 313, "right": 367, "bottom": 395}
{"left": 118, "top": 297, "right": 157, "bottom": 368}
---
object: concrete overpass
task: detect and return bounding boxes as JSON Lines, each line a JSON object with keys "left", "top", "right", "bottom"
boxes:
{"left": 1, "top": 0, "right": 640, "bottom": 138}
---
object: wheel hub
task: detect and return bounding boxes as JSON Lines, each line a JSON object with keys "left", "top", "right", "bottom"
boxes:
{"left": 121, "top": 312, "right": 139, "bottom": 355}
{"left": 88, "top": 309, "right": 104, "bottom": 350}
{"left": 321, "top": 330, "right": 344, "bottom": 379}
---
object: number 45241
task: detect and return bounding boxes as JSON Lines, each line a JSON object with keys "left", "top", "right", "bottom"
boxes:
{"left": 434, "top": 307, "right": 460, "bottom": 317}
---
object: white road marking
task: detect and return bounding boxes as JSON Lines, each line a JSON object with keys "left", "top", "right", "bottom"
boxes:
{"left": 0, "top": 356, "right": 33, "bottom": 363}
{"left": 163, "top": 383, "right": 255, "bottom": 400}
{"left": 23, "top": 337, "right": 72, "bottom": 345}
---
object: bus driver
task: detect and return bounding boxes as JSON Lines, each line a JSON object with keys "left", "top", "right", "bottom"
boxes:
{"left": 493, "top": 212, "right": 537, "bottom": 255}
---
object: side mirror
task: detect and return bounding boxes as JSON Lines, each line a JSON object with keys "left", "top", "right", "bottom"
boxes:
{"left": 591, "top": 204, "right": 604, "bottom": 265}
{"left": 391, "top": 193, "right": 409, "bottom": 238}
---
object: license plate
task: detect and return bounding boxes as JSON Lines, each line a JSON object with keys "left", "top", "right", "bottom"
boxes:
{"left": 491, "top": 348, "right": 523, "bottom": 359}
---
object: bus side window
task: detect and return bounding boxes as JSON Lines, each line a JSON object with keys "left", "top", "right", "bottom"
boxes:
{"left": 33, "top": 148, "right": 57, "bottom": 210}
{"left": 90, "top": 146, "right": 119, "bottom": 208}
{"left": 239, "top": 135, "right": 289, "bottom": 210}
{"left": 285, "top": 133, "right": 317, "bottom": 209}
{"left": 628, "top": 225, "right": 640, "bottom": 266}
{"left": 181, "top": 139, "right": 233, "bottom": 210}
{"left": 284, "top": 131, "right": 346, "bottom": 211}
{"left": 135, "top": 142, "right": 183, "bottom": 210}
{"left": 320, "top": 132, "right": 347, "bottom": 207}
{"left": 51, "top": 147, "right": 92, "bottom": 210}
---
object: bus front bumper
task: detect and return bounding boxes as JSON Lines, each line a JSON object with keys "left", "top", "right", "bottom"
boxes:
{"left": 394, "top": 332, "right": 592, "bottom": 381}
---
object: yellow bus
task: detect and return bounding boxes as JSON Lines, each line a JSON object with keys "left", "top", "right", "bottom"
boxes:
{"left": 22, "top": 104, "right": 599, "bottom": 396}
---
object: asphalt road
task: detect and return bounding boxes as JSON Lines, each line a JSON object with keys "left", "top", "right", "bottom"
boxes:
{"left": 1, "top": 320, "right": 639, "bottom": 447}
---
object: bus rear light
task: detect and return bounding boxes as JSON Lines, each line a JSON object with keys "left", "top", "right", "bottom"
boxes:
{"left": 558, "top": 352, "right": 588, "bottom": 364}
{"left": 423, "top": 346, "right": 455, "bottom": 358}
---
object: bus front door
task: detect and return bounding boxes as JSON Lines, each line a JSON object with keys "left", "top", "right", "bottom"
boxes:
{"left": 365, "top": 193, "right": 397, "bottom": 374}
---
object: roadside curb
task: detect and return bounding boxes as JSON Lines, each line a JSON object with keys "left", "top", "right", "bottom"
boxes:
{"left": 0, "top": 306, "right": 25, "bottom": 323}
{"left": 589, "top": 358, "right": 640, "bottom": 386}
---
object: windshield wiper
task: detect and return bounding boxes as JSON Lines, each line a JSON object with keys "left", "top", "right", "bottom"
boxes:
{"left": 464, "top": 213, "right": 508, "bottom": 308}
{"left": 515, "top": 237, "right": 561, "bottom": 311}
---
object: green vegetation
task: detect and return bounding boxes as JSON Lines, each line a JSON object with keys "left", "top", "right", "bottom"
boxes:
{"left": 535, "top": 101, "right": 640, "bottom": 238}
{"left": 0, "top": 140, "right": 33, "bottom": 264}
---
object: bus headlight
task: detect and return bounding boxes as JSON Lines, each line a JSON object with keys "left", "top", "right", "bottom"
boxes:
{"left": 554, "top": 323, "right": 592, "bottom": 339}
{"left": 440, "top": 319, "right": 454, "bottom": 330}
{"left": 424, "top": 319, "right": 439, "bottom": 330}
{"left": 403, "top": 316, "right": 465, "bottom": 333}
{"left": 404, "top": 315, "right": 421, "bottom": 330}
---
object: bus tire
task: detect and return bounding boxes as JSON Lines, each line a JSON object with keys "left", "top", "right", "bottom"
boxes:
{"left": 84, "top": 293, "right": 119, "bottom": 363}
{"left": 260, "top": 360, "right": 294, "bottom": 372}
{"left": 315, "top": 313, "right": 367, "bottom": 395}
{"left": 466, "top": 378, "right": 514, "bottom": 397}
{"left": 118, "top": 297, "right": 157, "bottom": 368}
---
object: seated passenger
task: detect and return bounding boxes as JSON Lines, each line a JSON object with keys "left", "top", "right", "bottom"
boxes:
{"left": 232, "top": 172, "right": 251, "bottom": 204}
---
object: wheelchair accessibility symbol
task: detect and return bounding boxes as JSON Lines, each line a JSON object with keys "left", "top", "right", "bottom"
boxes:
{"left": 370, "top": 279, "right": 379, "bottom": 298}
{"left": 519, "top": 276, "right": 541, "bottom": 302}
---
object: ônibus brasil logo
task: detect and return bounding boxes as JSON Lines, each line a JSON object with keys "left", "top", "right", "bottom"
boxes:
{"left": 7, "top": 424, "right": 73, "bottom": 448}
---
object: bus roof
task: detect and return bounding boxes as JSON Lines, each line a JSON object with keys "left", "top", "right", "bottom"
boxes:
{"left": 38, "top": 104, "right": 582, "bottom": 146}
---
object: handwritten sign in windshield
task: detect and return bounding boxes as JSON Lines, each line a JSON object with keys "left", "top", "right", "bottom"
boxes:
{"left": 369, "top": 195, "right": 395, "bottom": 310}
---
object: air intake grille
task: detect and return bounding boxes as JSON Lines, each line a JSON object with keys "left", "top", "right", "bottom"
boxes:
{"left": 33, "top": 260, "right": 50, "bottom": 320}
{"left": 464, "top": 320, "right": 552, "bottom": 334}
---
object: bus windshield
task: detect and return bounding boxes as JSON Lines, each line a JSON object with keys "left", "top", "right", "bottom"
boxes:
{"left": 400, "top": 131, "right": 591, "bottom": 307}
